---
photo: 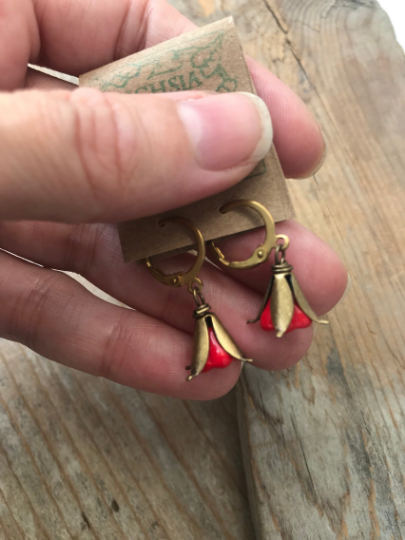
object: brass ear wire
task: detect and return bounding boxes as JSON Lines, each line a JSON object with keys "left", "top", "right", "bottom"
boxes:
{"left": 145, "top": 216, "right": 252, "bottom": 381}
{"left": 145, "top": 217, "right": 205, "bottom": 294}
{"left": 210, "top": 200, "right": 329, "bottom": 337}
{"left": 209, "top": 200, "right": 289, "bottom": 270}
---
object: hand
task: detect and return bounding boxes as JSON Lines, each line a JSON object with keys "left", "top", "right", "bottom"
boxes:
{"left": 0, "top": 0, "right": 347, "bottom": 400}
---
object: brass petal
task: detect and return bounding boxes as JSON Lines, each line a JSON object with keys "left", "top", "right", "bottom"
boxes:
{"left": 248, "top": 276, "right": 274, "bottom": 325}
{"left": 210, "top": 314, "right": 252, "bottom": 364}
{"left": 290, "top": 274, "right": 329, "bottom": 325}
{"left": 188, "top": 315, "right": 210, "bottom": 381}
{"left": 271, "top": 274, "right": 294, "bottom": 338}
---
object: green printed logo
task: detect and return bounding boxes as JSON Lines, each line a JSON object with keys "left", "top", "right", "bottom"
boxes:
{"left": 90, "top": 32, "right": 238, "bottom": 95}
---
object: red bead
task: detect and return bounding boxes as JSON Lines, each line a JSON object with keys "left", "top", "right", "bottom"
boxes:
{"left": 260, "top": 300, "right": 312, "bottom": 333}
{"left": 202, "top": 328, "right": 234, "bottom": 372}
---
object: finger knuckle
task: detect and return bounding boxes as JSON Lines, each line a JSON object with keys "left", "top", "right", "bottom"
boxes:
{"left": 99, "top": 311, "right": 134, "bottom": 380}
{"left": 70, "top": 90, "right": 142, "bottom": 213}
{"left": 7, "top": 271, "right": 62, "bottom": 351}
{"left": 62, "top": 223, "right": 109, "bottom": 275}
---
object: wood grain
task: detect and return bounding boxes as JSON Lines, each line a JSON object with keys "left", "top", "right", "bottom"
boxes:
{"left": 167, "top": 0, "right": 405, "bottom": 538}
{"left": 0, "top": 276, "right": 254, "bottom": 540}
{"left": 170, "top": 0, "right": 405, "bottom": 537}
{"left": 0, "top": 333, "right": 254, "bottom": 540}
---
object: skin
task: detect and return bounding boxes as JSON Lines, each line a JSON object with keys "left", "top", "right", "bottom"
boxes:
{"left": 0, "top": 0, "right": 347, "bottom": 400}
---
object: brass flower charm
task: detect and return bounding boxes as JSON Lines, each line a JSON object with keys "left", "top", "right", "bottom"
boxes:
{"left": 187, "top": 302, "right": 252, "bottom": 381}
{"left": 249, "top": 255, "right": 329, "bottom": 338}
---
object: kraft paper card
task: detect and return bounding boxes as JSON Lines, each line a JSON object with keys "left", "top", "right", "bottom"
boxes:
{"left": 80, "top": 17, "right": 294, "bottom": 262}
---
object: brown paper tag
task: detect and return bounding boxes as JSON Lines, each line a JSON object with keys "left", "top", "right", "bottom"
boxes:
{"left": 80, "top": 17, "right": 294, "bottom": 262}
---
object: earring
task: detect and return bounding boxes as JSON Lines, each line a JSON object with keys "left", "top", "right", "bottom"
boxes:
{"left": 146, "top": 217, "right": 252, "bottom": 381}
{"left": 210, "top": 200, "right": 329, "bottom": 338}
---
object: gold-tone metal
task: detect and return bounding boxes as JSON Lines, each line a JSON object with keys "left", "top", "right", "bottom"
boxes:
{"left": 192, "top": 287, "right": 206, "bottom": 308}
{"left": 188, "top": 313, "right": 210, "bottom": 381}
{"left": 248, "top": 276, "right": 274, "bottom": 325}
{"left": 248, "top": 255, "right": 329, "bottom": 337}
{"left": 248, "top": 259, "right": 293, "bottom": 326}
{"left": 145, "top": 215, "right": 251, "bottom": 380}
{"left": 210, "top": 200, "right": 288, "bottom": 270}
{"left": 193, "top": 303, "right": 211, "bottom": 318}
{"left": 275, "top": 235, "right": 290, "bottom": 252}
{"left": 187, "top": 309, "right": 252, "bottom": 381}
{"left": 290, "top": 274, "right": 329, "bottom": 326}
{"left": 145, "top": 217, "right": 205, "bottom": 293}
{"left": 211, "top": 315, "right": 251, "bottom": 363}
{"left": 271, "top": 274, "right": 295, "bottom": 338}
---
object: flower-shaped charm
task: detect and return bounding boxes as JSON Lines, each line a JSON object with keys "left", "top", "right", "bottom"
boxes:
{"left": 249, "top": 259, "right": 328, "bottom": 338}
{"left": 203, "top": 327, "right": 234, "bottom": 372}
{"left": 260, "top": 300, "right": 312, "bottom": 334}
{"left": 187, "top": 305, "right": 252, "bottom": 381}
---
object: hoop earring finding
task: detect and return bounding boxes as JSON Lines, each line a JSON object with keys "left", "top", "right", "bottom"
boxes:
{"left": 210, "top": 200, "right": 328, "bottom": 338}
{"left": 145, "top": 216, "right": 252, "bottom": 380}
{"left": 209, "top": 200, "right": 289, "bottom": 270}
{"left": 145, "top": 217, "right": 205, "bottom": 294}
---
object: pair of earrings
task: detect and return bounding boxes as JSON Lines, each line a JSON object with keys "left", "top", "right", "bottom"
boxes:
{"left": 146, "top": 200, "right": 328, "bottom": 381}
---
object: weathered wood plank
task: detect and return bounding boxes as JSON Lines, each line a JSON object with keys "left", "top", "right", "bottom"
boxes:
{"left": 0, "top": 273, "right": 255, "bottom": 540}
{"left": 236, "top": 0, "right": 405, "bottom": 535}
{"left": 166, "top": 0, "right": 405, "bottom": 538}
{"left": 0, "top": 333, "right": 255, "bottom": 539}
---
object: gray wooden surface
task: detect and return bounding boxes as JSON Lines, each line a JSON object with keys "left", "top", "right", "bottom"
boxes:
{"left": 185, "top": 0, "right": 404, "bottom": 538}
{"left": 172, "top": 0, "right": 405, "bottom": 537}
{"left": 0, "top": 316, "right": 254, "bottom": 539}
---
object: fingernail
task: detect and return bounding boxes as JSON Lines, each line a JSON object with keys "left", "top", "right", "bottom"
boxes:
{"left": 177, "top": 92, "right": 273, "bottom": 171}
{"left": 300, "top": 130, "right": 328, "bottom": 179}
{"left": 339, "top": 274, "right": 352, "bottom": 305}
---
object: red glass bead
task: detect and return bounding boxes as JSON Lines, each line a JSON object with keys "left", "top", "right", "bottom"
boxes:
{"left": 260, "top": 300, "right": 312, "bottom": 333}
{"left": 202, "top": 327, "right": 234, "bottom": 372}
